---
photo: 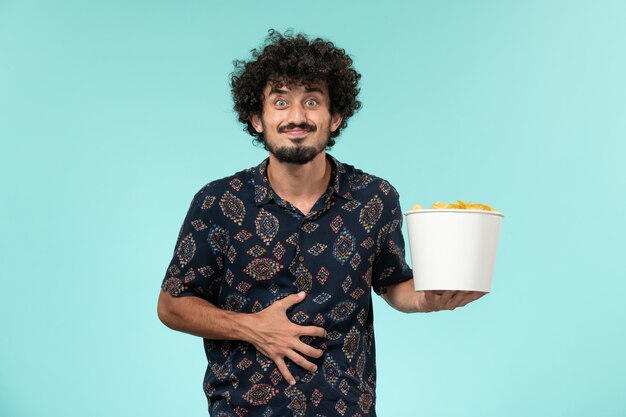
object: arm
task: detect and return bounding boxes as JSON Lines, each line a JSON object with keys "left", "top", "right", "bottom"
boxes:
{"left": 381, "top": 278, "right": 486, "bottom": 313}
{"left": 157, "top": 290, "right": 326, "bottom": 385}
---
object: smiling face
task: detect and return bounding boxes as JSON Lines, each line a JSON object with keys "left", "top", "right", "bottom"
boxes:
{"left": 250, "top": 82, "right": 343, "bottom": 165}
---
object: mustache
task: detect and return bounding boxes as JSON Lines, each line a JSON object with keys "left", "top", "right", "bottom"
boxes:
{"left": 278, "top": 123, "right": 316, "bottom": 133}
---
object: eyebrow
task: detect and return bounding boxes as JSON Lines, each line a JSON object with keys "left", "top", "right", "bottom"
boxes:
{"left": 269, "top": 88, "right": 289, "bottom": 95}
{"left": 268, "top": 86, "right": 325, "bottom": 95}
{"left": 304, "top": 86, "right": 324, "bottom": 94}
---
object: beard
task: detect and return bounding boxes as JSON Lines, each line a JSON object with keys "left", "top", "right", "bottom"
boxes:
{"left": 266, "top": 142, "right": 324, "bottom": 164}
{"left": 263, "top": 123, "right": 331, "bottom": 165}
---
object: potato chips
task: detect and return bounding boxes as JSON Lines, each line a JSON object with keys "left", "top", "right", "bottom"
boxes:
{"left": 412, "top": 200, "right": 496, "bottom": 212}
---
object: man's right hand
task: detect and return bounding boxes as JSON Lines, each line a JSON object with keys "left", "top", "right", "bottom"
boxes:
{"left": 243, "top": 291, "right": 327, "bottom": 386}
{"left": 157, "top": 289, "right": 327, "bottom": 386}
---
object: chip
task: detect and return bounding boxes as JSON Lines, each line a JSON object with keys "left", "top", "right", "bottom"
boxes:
{"left": 412, "top": 200, "right": 496, "bottom": 212}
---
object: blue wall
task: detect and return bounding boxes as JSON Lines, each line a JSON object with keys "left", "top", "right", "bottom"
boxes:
{"left": 1, "top": 1, "right": 625, "bottom": 416}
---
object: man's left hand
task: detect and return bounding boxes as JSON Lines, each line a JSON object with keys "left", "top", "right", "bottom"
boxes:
{"left": 415, "top": 290, "right": 486, "bottom": 313}
{"left": 381, "top": 279, "right": 486, "bottom": 313}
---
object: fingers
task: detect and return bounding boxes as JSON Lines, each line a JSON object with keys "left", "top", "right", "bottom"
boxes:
{"left": 439, "top": 290, "right": 457, "bottom": 305}
{"left": 424, "top": 290, "right": 456, "bottom": 311}
{"left": 292, "top": 324, "right": 326, "bottom": 358}
{"left": 444, "top": 291, "right": 486, "bottom": 309}
{"left": 457, "top": 291, "right": 486, "bottom": 307}
{"left": 424, "top": 290, "right": 486, "bottom": 311}
{"left": 278, "top": 291, "right": 306, "bottom": 310}
{"left": 285, "top": 350, "right": 318, "bottom": 374}
{"left": 296, "top": 341, "right": 324, "bottom": 359}
{"left": 271, "top": 339, "right": 322, "bottom": 385}
{"left": 297, "top": 324, "right": 328, "bottom": 339}
{"left": 260, "top": 339, "right": 323, "bottom": 386}
{"left": 274, "top": 357, "right": 296, "bottom": 386}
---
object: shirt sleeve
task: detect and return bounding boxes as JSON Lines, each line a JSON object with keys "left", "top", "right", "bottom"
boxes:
{"left": 371, "top": 192, "right": 413, "bottom": 295}
{"left": 161, "top": 189, "right": 224, "bottom": 303}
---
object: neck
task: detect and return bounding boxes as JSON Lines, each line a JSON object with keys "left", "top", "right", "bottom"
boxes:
{"left": 267, "top": 152, "right": 331, "bottom": 214}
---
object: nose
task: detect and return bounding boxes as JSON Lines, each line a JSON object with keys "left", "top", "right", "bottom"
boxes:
{"left": 287, "top": 102, "right": 306, "bottom": 125}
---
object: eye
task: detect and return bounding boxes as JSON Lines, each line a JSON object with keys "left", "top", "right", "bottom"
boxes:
{"left": 274, "top": 99, "right": 287, "bottom": 107}
{"left": 305, "top": 99, "right": 319, "bottom": 107}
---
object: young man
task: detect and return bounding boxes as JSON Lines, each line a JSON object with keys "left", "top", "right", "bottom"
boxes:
{"left": 158, "top": 30, "right": 484, "bottom": 416}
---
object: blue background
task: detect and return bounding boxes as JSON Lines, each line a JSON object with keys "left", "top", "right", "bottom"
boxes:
{"left": 1, "top": 1, "right": 625, "bottom": 416}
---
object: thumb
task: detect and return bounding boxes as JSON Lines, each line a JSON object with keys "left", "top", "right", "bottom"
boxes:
{"left": 280, "top": 291, "right": 306, "bottom": 309}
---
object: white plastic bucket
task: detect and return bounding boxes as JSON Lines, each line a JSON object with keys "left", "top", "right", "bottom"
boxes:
{"left": 404, "top": 209, "right": 504, "bottom": 292}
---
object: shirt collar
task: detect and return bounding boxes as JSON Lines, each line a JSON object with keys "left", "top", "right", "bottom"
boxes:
{"left": 251, "top": 154, "right": 354, "bottom": 206}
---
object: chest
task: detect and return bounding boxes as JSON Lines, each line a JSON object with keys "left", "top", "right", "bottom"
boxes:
{"left": 213, "top": 198, "right": 388, "bottom": 317}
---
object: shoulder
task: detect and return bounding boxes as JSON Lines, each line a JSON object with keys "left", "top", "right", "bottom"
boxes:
{"left": 338, "top": 160, "right": 400, "bottom": 205}
{"left": 189, "top": 166, "right": 255, "bottom": 209}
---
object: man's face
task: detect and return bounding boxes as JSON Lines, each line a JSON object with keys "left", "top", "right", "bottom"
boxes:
{"left": 250, "top": 82, "right": 343, "bottom": 165}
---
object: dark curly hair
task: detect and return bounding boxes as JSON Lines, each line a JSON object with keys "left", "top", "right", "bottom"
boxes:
{"left": 231, "top": 29, "right": 362, "bottom": 148}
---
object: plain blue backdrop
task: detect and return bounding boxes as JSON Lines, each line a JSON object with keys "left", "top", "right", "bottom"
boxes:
{"left": 1, "top": 1, "right": 625, "bottom": 416}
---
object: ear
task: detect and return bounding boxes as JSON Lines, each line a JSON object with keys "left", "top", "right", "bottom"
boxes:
{"left": 250, "top": 114, "right": 263, "bottom": 133}
{"left": 330, "top": 113, "right": 343, "bottom": 133}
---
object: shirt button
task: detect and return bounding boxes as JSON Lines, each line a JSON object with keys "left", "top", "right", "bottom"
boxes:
{"left": 294, "top": 375, "right": 300, "bottom": 382}
{"left": 298, "top": 256, "right": 305, "bottom": 262}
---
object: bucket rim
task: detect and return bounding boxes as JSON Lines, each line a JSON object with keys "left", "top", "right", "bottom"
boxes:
{"left": 404, "top": 209, "right": 504, "bottom": 218}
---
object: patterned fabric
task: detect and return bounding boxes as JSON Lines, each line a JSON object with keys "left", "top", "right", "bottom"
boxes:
{"left": 162, "top": 155, "right": 413, "bottom": 416}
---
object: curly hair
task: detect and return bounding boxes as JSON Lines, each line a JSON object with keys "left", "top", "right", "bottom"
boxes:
{"left": 231, "top": 29, "right": 362, "bottom": 148}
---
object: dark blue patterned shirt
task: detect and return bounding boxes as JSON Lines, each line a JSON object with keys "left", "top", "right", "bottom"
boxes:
{"left": 162, "top": 155, "right": 413, "bottom": 417}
